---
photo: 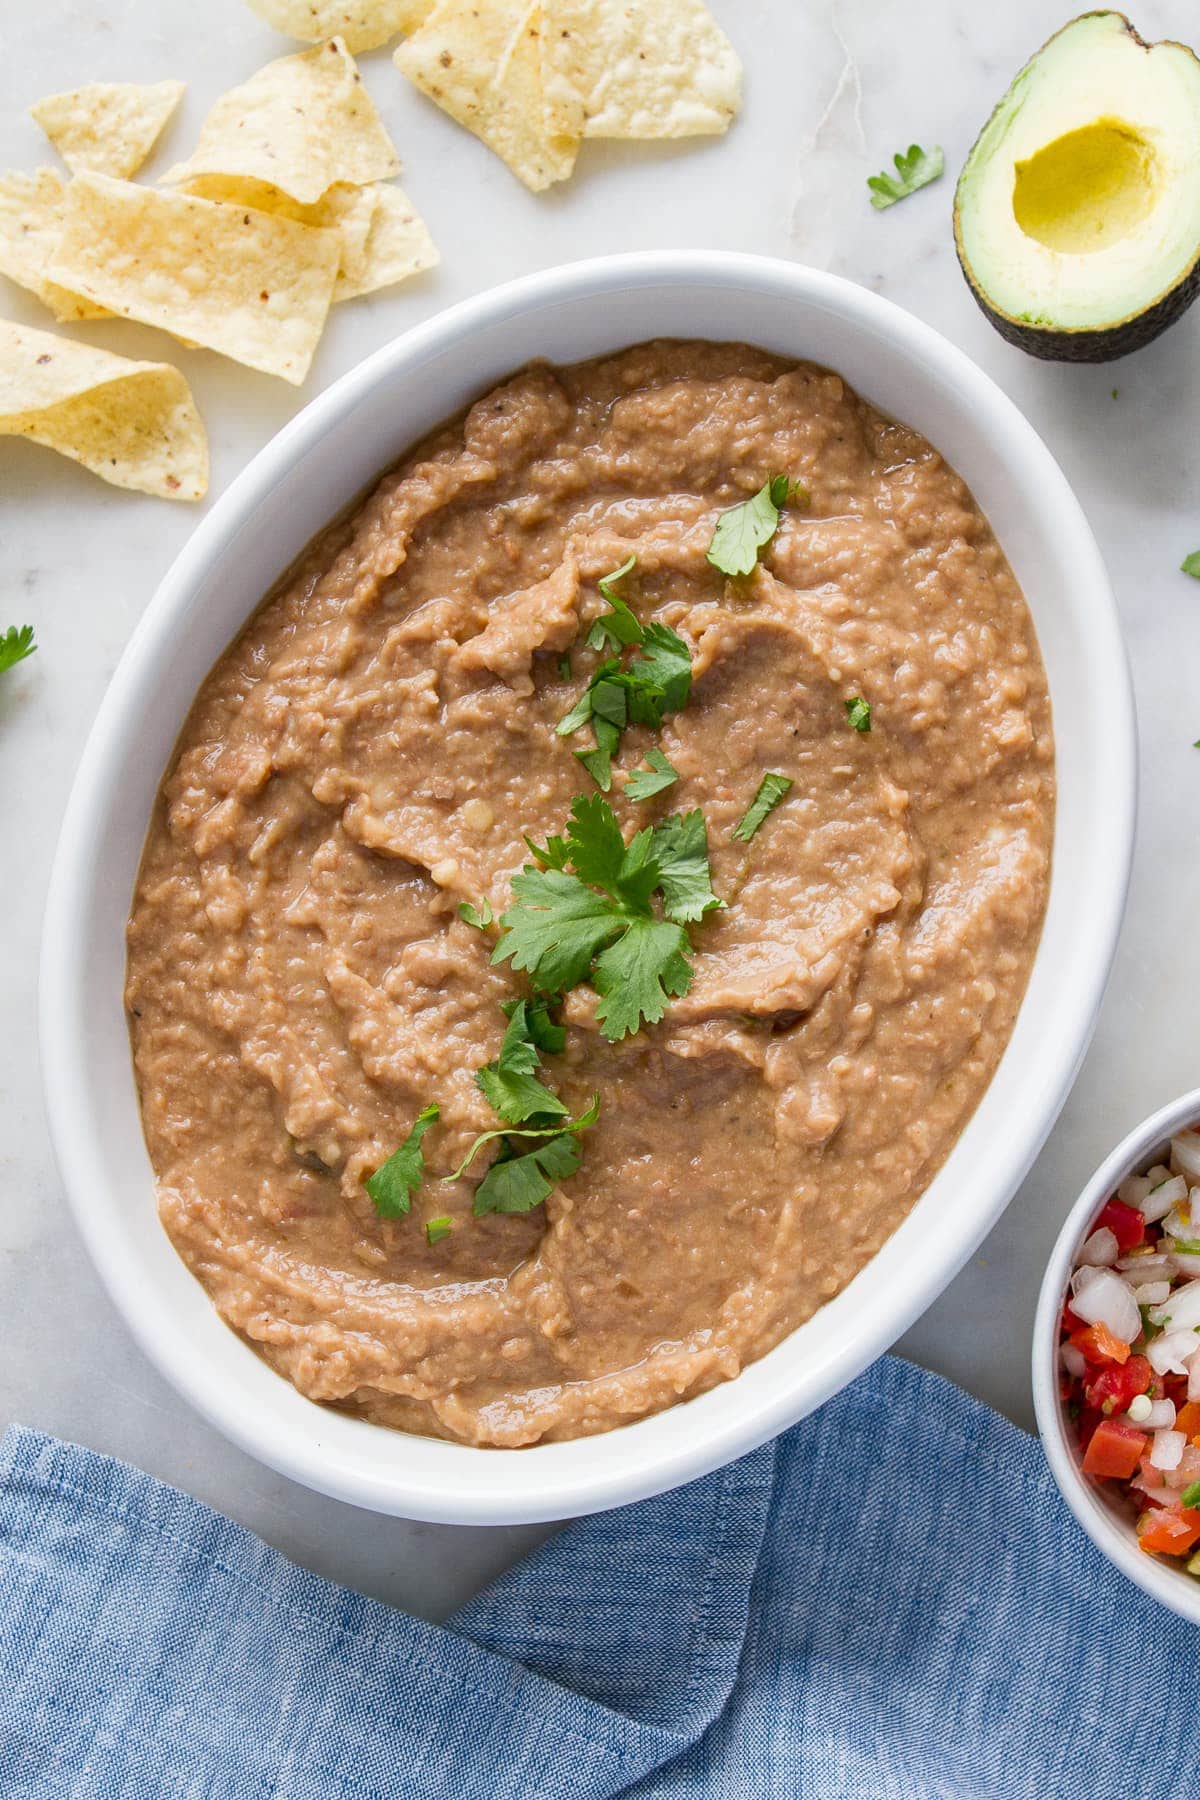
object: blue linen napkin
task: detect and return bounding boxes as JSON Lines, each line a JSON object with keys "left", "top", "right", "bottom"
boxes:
{"left": 1, "top": 1355, "right": 1196, "bottom": 1800}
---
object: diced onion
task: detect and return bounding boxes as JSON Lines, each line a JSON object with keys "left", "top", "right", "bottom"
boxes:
{"left": 1078, "top": 1227, "right": 1119, "bottom": 1267}
{"left": 1148, "top": 1328, "right": 1200, "bottom": 1376}
{"left": 1131, "top": 1281, "right": 1172, "bottom": 1306}
{"left": 1060, "top": 1342, "right": 1087, "bottom": 1378}
{"left": 1170, "top": 1133, "right": 1200, "bottom": 1184}
{"left": 1189, "top": 1349, "right": 1200, "bottom": 1404}
{"left": 1125, "top": 1393, "right": 1153, "bottom": 1424}
{"left": 1175, "top": 1253, "right": 1200, "bottom": 1277}
{"left": 1149, "top": 1279, "right": 1200, "bottom": 1332}
{"left": 1116, "top": 1254, "right": 1175, "bottom": 1280}
{"left": 1150, "top": 1429, "right": 1186, "bottom": 1471}
{"left": 1141, "top": 1399, "right": 1177, "bottom": 1431}
{"left": 1118, "top": 1173, "right": 1153, "bottom": 1209}
{"left": 1069, "top": 1267, "right": 1141, "bottom": 1344}
{"left": 1145, "top": 1175, "right": 1187, "bottom": 1223}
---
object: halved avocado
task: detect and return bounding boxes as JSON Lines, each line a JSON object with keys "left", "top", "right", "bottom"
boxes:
{"left": 955, "top": 12, "right": 1200, "bottom": 361}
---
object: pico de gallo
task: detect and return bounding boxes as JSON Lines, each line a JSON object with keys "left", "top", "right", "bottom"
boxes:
{"left": 1059, "top": 1129, "right": 1200, "bottom": 1577}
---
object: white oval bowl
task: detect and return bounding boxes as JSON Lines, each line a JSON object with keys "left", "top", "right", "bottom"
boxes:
{"left": 41, "top": 252, "right": 1136, "bottom": 1525}
{"left": 1034, "top": 1089, "right": 1200, "bottom": 1624}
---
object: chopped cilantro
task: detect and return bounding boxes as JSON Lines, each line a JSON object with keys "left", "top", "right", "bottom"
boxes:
{"left": 425, "top": 1215, "right": 453, "bottom": 1245}
{"left": 475, "top": 998, "right": 568, "bottom": 1125}
{"left": 706, "top": 474, "right": 795, "bottom": 579}
{"left": 0, "top": 624, "right": 36, "bottom": 676}
{"left": 446, "top": 1094, "right": 601, "bottom": 1184}
{"left": 492, "top": 794, "right": 721, "bottom": 1040}
{"left": 625, "top": 747, "right": 680, "bottom": 801}
{"left": 845, "top": 695, "right": 872, "bottom": 733}
{"left": 649, "top": 809, "right": 723, "bottom": 922}
{"left": 1182, "top": 551, "right": 1200, "bottom": 579}
{"left": 586, "top": 555, "right": 642, "bottom": 651}
{"left": 558, "top": 654, "right": 571, "bottom": 681}
{"left": 732, "top": 772, "right": 793, "bottom": 843}
{"left": 1182, "top": 1479, "right": 1200, "bottom": 1510}
{"left": 459, "top": 897, "right": 494, "bottom": 931}
{"left": 364, "top": 1103, "right": 439, "bottom": 1218}
{"left": 867, "top": 143, "right": 944, "bottom": 210}
{"left": 558, "top": 570, "right": 692, "bottom": 791}
{"left": 1171, "top": 1236, "right": 1200, "bottom": 1254}
{"left": 473, "top": 1129, "right": 584, "bottom": 1217}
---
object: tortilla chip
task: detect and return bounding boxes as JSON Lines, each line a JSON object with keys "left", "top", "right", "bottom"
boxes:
{"left": 179, "top": 175, "right": 378, "bottom": 284}
{"left": 244, "top": 0, "right": 433, "bottom": 53}
{"left": 0, "top": 318, "right": 207, "bottom": 499}
{"left": 0, "top": 168, "right": 110, "bottom": 323}
{"left": 29, "top": 81, "right": 185, "bottom": 180}
{"left": 540, "top": 0, "right": 742, "bottom": 139}
{"left": 335, "top": 183, "right": 438, "bottom": 298}
{"left": 163, "top": 37, "right": 399, "bottom": 206}
{"left": 48, "top": 173, "right": 340, "bottom": 385}
{"left": 395, "top": 1, "right": 578, "bottom": 193}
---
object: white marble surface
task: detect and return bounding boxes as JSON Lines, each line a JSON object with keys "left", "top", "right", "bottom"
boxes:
{"left": 3, "top": 0, "right": 1200, "bottom": 1620}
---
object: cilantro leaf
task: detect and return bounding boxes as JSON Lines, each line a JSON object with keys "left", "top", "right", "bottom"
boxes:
{"left": 515, "top": 996, "right": 565, "bottom": 1055}
{"left": 732, "top": 773, "right": 794, "bottom": 844}
{"left": 494, "top": 796, "right": 720, "bottom": 1039}
{"left": 475, "top": 999, "right": 568, "bottom": 1125}
{"left": 593, "top": 918, "right": 692, "bottom": 1039}
{"left": 0, "top": 624, "right": 36, "bottom": 676}
{"left": 364, "top": 1103, "right": 439, "bottom": 1218}
{"left": 425, "top": 1215, "right": 453, "bottom": 1245}
{"left": 650, "top": 809, "right": 723, "bottom": 923}
{"left": 625, "top": 747, "right": 679, "bottom": 801}
{"left": 867, "top": 143, "right": 944, "bottom": 210}
{"left": 494, "top": 867, "right": 626, "bottom": 993}
{"left": 1182, "top": 1478, "right": 1200, "bottom": 1509}
{"left": 446, "top": 1095, "right": 601, "bottom": 1183}
{"left": 1182, "top": 551, "right": 1200, "bottom": 579}
{"left": 524, "top": 830, "right": 571, "bottom": 870}
{"left": 473, "top": 1130, "right": 584, "bottom": 1216}
{"left": 558, "top": 597, "right": 692, "bottom": 791}
{"left": 706, "top": 475, "right": 794, "bottom": 579}
{"left": 845, "top": 695, "right": 872, "bottom": 733}
{"left": 627, "top": 622, "right": 692, "bottom": 718}
{"left": 459, "top": 897, "right": 494, "bottom": 930}
{"left": 586, "top": 555, "right": 643, "bottom": 652}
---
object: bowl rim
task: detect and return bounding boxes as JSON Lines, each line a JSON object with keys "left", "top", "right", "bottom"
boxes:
{"left": 40, "top": 249, "right": 1138, "bottom": 1523}
{"left": 1033, "top": 1086, "right": 1200, "bottom": 1625}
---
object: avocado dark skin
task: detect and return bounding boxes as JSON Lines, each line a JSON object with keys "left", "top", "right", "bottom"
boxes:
{"left": 954, "top": 12, "right": 1200, "bottom": 363}
{"left": 955, "top": 239, "right": 1200, "bottom": 363}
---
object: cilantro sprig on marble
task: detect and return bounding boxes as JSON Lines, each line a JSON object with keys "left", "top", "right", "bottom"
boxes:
{"left": 0, "top": 624, "right": 36, "bottom": 677}
{"left": 557, "top": 558, "right": 692, "bottom": 791}
{"left": 867, "top": 143, "right": 944, "bottom": 210}
{"left": 706, "top": 475, "right": 804, "bottom": 579}
{"left": 494, "top": 793, "right": 722, "bottom": 1041}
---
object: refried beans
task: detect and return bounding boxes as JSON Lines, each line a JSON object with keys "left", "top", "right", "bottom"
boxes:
{"left": 125, "top": 340, "right": 1054, "bottom": 1447}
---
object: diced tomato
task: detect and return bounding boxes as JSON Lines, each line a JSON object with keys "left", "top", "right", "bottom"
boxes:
{"left": 1083, "top": 1353, "right": 1151, "bottom": 1416}
{"left": 1082, "top": 1418, "right": 1147, "bottom": 1480}
{"left": 1069, "top": 1322, "right": 1131, "bottom": 1366}
{"left": 1075, "top": 1405, "right": 1101, "bottom": 1454}
{"left": 1164, "top": 1372, "right": 1190, "bottom": 1407}
{"left": 1137, "top": 1507, "right": 1200, "bottom": 1557}
{"left": 1061, "top": 1300, "right": 1084, "bottom": 1335}
{"left": 1175, "top": 1400, "right": 1200, "bottom": 1442}
{"left": 1097, "top": 1197, "right": 1146, "bottom": 1255}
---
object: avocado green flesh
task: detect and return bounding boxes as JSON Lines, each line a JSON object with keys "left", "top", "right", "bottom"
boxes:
{"left": 955, "top": 12, "right": 1200, "bottom": 360}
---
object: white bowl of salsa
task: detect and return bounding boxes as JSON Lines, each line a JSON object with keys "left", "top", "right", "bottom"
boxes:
{"left": 1034, "top": 1088, "right": 1200, "bottom": 1625}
